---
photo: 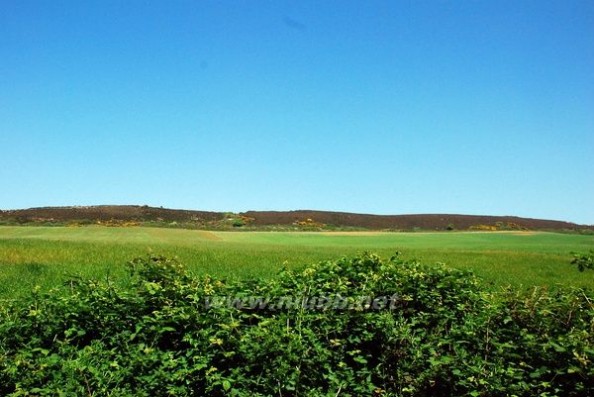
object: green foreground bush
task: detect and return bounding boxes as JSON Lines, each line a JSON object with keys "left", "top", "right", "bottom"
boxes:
{"left": 1, "top": 254, "right": 593, "bottom": 396}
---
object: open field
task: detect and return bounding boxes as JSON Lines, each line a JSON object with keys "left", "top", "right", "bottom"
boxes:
{"left": 2, "top": 226, "right": 594, "bottom": 395}
{"left": 1, "top": 226, "right": 593, "bottom": 298}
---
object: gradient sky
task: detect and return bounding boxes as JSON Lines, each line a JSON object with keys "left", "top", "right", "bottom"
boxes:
{"left": 1, "top": 1, "right": 593, "bottom": 224}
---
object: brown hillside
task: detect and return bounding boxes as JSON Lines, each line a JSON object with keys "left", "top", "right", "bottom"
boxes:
{"left": 0, "top": 205, "right": 224, "bottom": 223}
{"left": 241, "top": 210, "right": 588, "bottom": 231}
{"left": 0, "top": 206, "right": 590, "bottom": 231}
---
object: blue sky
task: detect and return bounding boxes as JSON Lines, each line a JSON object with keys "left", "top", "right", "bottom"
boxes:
{"left": 1, "top": 1, "right": 593, "bottom": 224}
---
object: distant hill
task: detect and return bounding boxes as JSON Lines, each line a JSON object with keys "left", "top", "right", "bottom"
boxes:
{"left": 0, "top": 205, "right": 591, "bottom": 232}
{"left": 241, "top": 210, "right": 591, "bottom": 231}
{"left": 0, "top": 205, "right": 223, "bottom": 224}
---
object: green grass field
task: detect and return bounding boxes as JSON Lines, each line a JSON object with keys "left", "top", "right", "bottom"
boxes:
{"left": 1, "top": 225, "right": 593, "bottom": 298}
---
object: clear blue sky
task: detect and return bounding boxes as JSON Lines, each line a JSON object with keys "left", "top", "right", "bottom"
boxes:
{"left": 1, "top": 1, "right": 593, "bottom": 224}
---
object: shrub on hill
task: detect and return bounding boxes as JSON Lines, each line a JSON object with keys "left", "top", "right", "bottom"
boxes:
{"left": 0, "top": 254, "right": 593, "bottom": 396}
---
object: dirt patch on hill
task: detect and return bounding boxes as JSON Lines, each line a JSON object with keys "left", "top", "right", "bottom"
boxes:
{"left": 195, "top": 231, "right": 222, "bottom": 241}
{"left": 506, "top": 231, "right": 538, "bottom": 235}
{"left": 318, "top": 231, "right": 385, "bottom": 236}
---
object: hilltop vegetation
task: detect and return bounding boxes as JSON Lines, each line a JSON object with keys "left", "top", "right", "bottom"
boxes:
{"left": 1, "top": 205, "right": 591, "bottom": 232}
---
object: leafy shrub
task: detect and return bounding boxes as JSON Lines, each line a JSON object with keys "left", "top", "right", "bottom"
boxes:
{"left": 0, "top": 254, "right": 593, "bottom": 396}
{"left": 571, "top": 250, "right": 594, "bottom": 272}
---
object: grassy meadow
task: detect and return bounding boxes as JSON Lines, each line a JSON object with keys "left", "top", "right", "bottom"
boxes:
{"left": 1, "top": 225, "right": 593, "bottom": 299}
{"left": 2, "top": 226, "right": 594, "bottom": 395}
